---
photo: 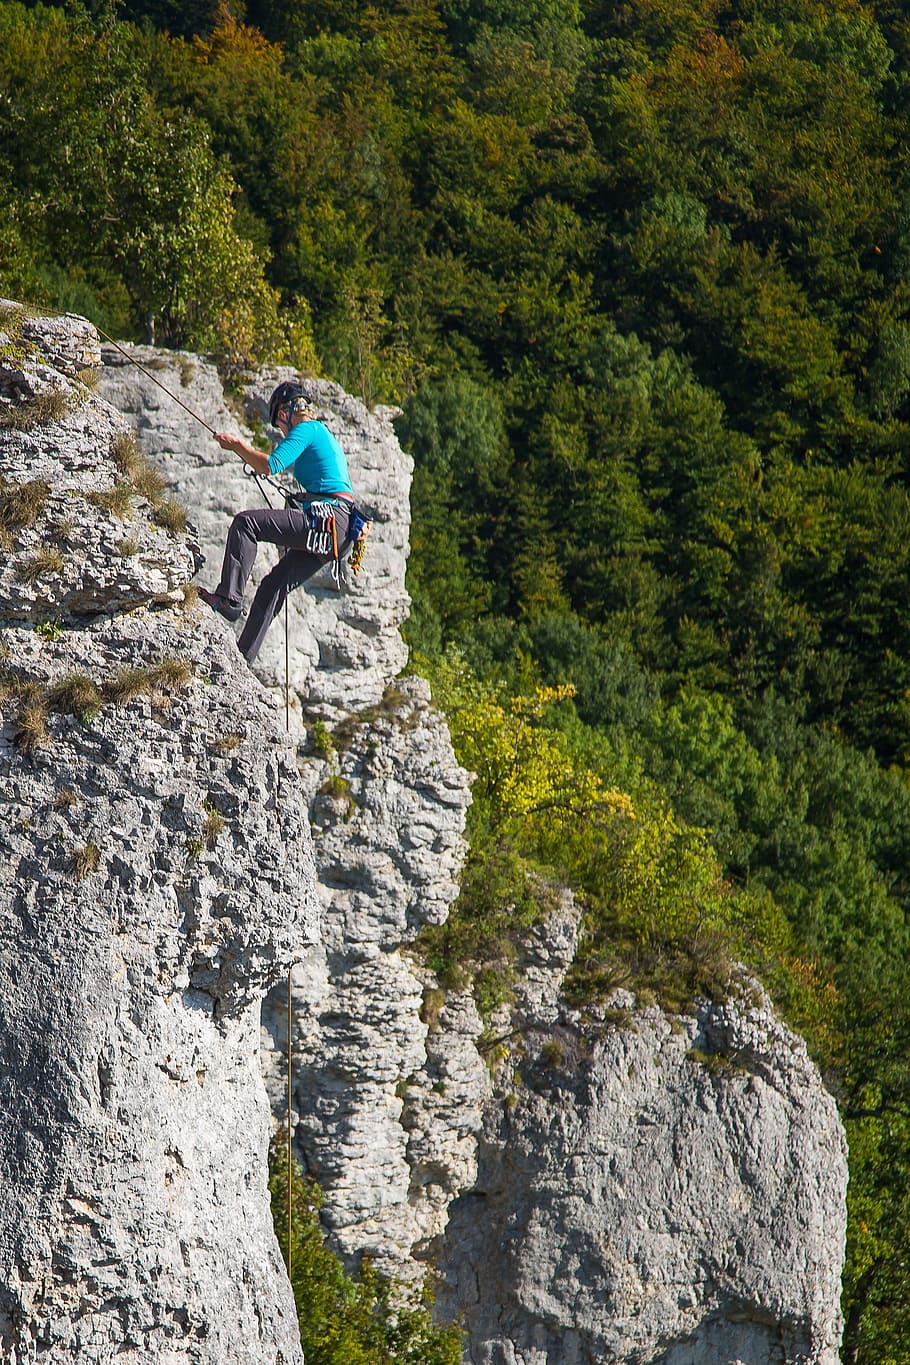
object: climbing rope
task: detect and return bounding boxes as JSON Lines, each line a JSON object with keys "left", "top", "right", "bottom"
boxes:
{"left": 251, "top": 474, "right": 296, "bottom": 1279}
{"left": 15, "top": 300, "right": 245, "bottom": 454}
{"left": 287, "top": 964, "right": 294, "bottom": 1277}
{"left": 94, "top": 328, "right": 220, "bottom": 435}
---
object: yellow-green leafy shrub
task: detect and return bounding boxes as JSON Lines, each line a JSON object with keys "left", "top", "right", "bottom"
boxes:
{"left": 421, "top": 652, "right": 800, "bottom": 1015}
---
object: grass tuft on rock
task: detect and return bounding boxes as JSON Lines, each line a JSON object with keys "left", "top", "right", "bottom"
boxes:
{"left": 20, "top": 546, "right": 65, "bottom": 584}
{"left": 202, "top": 803, "right": 225, "bottom": 844}
{"left": 212, "top": 731, "right": 242, "bottom": 753}
{"left": 112, "top": 431, "right": 143, "bottom": 479}
{"left": 105, "top": 656, "right": 193, "bottom": 703}
{"left": 14, "top": 700, "right": 49, "bottom": 754}
{"left": 110, "top": 433, "right": 188, "bottom": 533}
{"left": 47, "top": 673, "right": 103, "bottom": 723}
{"left": 153, "top": 657, "right": 193, "bottom": 687}
{"left": 133, "top": 464, "right": 166, "bottom": 504}
{"left": 0, "top": 389, "right": 71, "bottom": 430}
{"left": 0, "top": 477, "right": 51, "bottom": 537}
{"left": 77, "top": 367, "right": 100, "bottom": 391}
{"left": 154, "top": 497, "right": 187, "bottom": 534}
{"left": 70, "top": 843, "right": 100, "bottom": 879}
{"left": 89, "top": 482, "right": 134, "bottom": 519}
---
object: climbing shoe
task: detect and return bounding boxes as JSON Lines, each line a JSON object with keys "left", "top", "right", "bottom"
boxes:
{"left": 198, "top": 588, "right": 243, "bottom": 622}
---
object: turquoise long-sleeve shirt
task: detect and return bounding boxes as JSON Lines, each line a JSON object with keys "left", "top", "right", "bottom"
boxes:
{"left": 268, "top": 419, "right": 353, "bottom": 498}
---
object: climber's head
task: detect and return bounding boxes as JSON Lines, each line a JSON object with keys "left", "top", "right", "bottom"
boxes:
{"left": 268, "top": 381, "right": 315, "bottom": 432}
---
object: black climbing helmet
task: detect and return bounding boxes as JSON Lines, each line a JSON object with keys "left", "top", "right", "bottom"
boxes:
{"left": 268, "top": 381, "right": 313, "bottom": 428}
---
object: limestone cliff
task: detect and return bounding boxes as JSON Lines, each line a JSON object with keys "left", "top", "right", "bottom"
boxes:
{"left": 437, "top": 902, "right": 847, "bottom": 1365}
{"left": 80, "top": 316, "right": 852, "bottom": 1365}
{"left": 96, "top": 339, "right": 482, "bottom": 1282}
{"left": 0, "top": 306, "right": 312, "bottom": 1362}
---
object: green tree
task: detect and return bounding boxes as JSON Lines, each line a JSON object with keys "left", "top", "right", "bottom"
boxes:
{"left": 0, "top": 6, "right": 282, "bottom": 353}
{"left": 269, "top": 1137, "right": 462, "bottom": 1365}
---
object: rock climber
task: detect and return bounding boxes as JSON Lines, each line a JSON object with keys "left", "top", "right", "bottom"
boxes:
{"left": 199, "top": 381, "right": 357, "bottom": 663}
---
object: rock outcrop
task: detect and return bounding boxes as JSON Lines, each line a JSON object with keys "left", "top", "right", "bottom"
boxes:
{"left": 90, "top": 321, "right": 851, "bottom": 1364}
{"left": 436, "top": 907, "right": 847, "bottom": 1365}
{"left": 97, "top": 341, "right": 483, "bottom": 1281}
{"left": 261, "top": 676, "right": 481, "bottom": 1279}
{"left": 1, "top": 306, "right": 313, "bottom": 1362}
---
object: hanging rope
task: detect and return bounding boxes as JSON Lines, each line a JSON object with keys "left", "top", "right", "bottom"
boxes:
{"left": 283, "top": 562, "right": 294, "bottom": 1281}
{"left": 94, "top": 328, "right": 220, "bottom": 435}
{"left": 250, "top": 466, "right": 297, "bottom": 1279}
{"left": 286, "top": 963, "right": 294, "bottom": 1278}
{"left": 15, "top": 299, "right": 244, "bottom": 449}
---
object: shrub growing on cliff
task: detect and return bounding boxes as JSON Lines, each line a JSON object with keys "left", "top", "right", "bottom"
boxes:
{"left": 420, "top": 650, "right": 802, "bottom": 1016}
{"left": 268, "top": 1136, "right": 462, "bottom": 1365}
{"left": 0, "top": 301, "right": 25, "bottom": 361}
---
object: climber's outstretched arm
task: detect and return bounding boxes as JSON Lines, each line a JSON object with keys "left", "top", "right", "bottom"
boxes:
{"left": 213, "top": 430, "right": 270, "bottom": 477}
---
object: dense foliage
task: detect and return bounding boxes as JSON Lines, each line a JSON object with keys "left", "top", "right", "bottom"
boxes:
{"left": 4, "top": 0, "right": 910, "bottom": 1357}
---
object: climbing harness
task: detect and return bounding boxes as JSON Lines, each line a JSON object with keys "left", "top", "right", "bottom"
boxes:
{"left": 303, "top": 501, "right": 337, "bottom": 557}
{"left": 299, "top": 499, "right": 343, "bottom": 586}
{"left": 247, "top": 471, "right": 372, "bottom": 587}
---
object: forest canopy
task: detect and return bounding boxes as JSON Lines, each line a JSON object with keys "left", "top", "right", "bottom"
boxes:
{"left": 3, "top": 0, "right": 910, "bottom": 1359}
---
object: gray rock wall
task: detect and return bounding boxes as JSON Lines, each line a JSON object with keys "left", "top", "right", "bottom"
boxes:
{"left": 261, "top": 676, "right": 481, "bottom": 1280}
{"left": 92, "top": 325, "right": 849, "bottom": 1365}
{"left": 438, "top": 960, "right": 847, "bottom": 1365}
{"left": 1, "top": 308, "right": 312, "bottom": 1363}
{"left": 100, "top": 342, "right": 486, "bottom": 1281}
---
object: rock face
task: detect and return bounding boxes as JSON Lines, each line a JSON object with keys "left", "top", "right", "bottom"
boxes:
{"left": 261, "top": 676, "right": 482, "bottom": 1279}
{"left": 1, "top": 312, "right": 196, "bottom": 620}
{"left": 91, "top": 323, "right": 849, "bottom": 1364}
{"left": 436, "top": 926, "right": 848, "bottom": 1365}
{"left": 0, "top": 307, "right": 313, "bottom": 1362}
{"left": 96, "top": 343, "right": 484, "bottom": 1281}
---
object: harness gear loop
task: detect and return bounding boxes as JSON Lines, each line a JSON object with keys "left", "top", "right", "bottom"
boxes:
{"left": 348, "top": 508, "right": 372, "bottom": 576}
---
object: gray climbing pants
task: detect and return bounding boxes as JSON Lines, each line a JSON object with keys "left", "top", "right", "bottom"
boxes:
{"left": 214, "top": 502, "right": 353, "bottom": 664}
